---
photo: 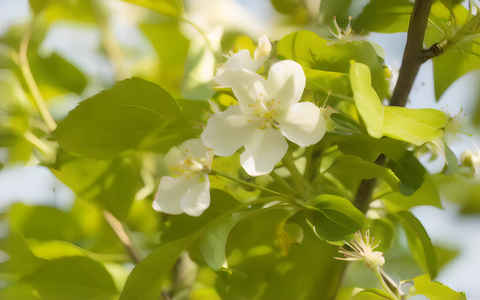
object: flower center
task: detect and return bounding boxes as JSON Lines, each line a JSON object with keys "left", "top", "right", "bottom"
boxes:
{"left": 248, "top": 94, "right": 281, "bottom": 129}
{"left": 170, "top": 151, "right": 208, "bottom": 178}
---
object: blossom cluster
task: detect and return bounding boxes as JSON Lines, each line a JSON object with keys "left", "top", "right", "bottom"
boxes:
{"left": 153, "top": 35, "right": 326, "bottom": 216}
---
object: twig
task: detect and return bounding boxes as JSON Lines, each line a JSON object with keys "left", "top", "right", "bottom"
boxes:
{"left": 103, "top": 210, "right": 142, "bottom": 264}
{"left": 18, "top": 16, "right": 57, "bottom": 132}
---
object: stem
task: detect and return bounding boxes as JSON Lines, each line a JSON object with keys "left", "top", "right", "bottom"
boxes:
{"left": 18, "top": 16, "right": 57, "bottom": 132}
{"left": 374, "top": 267, "right": 400, "bottom": 300}
{"left": 92, "top": 0, "right": 127, "bottom": 81}
{"left": 23, "top": 131, "right": 55, "bottom": 158}
{"left": 211, "top": 169, "right": 293, "bottom": 200}
{"left": 269, "top": 171, "right": 299, "bottom": 196}
{"left": 390, "top": 0, "right": 435, "bottom": 107}
{"left": 103, "top": 210, "right": 142, "bottom": 264}
{"left": 282, "top": 151, "right": 307, "bottom": 199}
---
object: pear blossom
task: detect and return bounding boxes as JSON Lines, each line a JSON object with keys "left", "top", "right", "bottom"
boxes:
{"left": 335, "top": 231, "right": 385, "bottom": 270}
{"left": 214, "top": 34, "right": 271, "bottom": 80}
{"left": 153, "top": 139, "right": 213, "bottom": 217}
{"left": 201, "top": 60, "right": 326, "bottom": 176}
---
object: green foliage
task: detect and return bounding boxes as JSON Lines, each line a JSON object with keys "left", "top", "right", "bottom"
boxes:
{"left": 305, "top": 194, "right": 365, "bottom": 243}
{"left": 0, "top": 1, "right": 475, "bottom": 298}
{"left": 412, "top": 274, "right": 467, "bottom": 300}
{"left": 397, "top": 211, "right": 438, "bottom": 278}
{"left": 354, "top": 0, "right": 413, "bottom": 33}
{"left": 54, "top": 78, "right": 195, "bottom": 158}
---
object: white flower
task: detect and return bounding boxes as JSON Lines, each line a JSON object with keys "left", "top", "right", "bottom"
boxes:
{"left": 201, "top": 60, "right": 326, "bottom": 176}
{"left": 335, "top": 231, "right": 385, "bottom": 270}
{"left": 214, "top": 34, "right": 271, "bottom": 80}
{"left": 153, "top": 139, "right": 213, "bottom": 217}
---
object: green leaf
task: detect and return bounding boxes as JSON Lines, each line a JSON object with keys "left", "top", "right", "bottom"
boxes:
{"left": 354, "top": 0, "right": 413, "bottom": 33}
{"left": 305, "top": 194, "right": 365, "bottom": 243}
{"left": 386, "top": 150, "right": 426, "bottom": 196}
{"left": 122, "top": 0, "right": 184, "bottom": 17}
{"left": 382, "top": 106, "right": 449, "bottom": 146}
{"left": 318, "top": 0, "right": 353, "bottom": 27}
{"left": 24, "top": 256, "right": 118, "bottom": 300}
{"left": 334, "top": 135, "right": 406, "bottom": 162}
{"left": 412, "top": 274, "right": 467, "bottom": 300}
{"left": 304, "top": 67, "right": 350, "bottom": 96}
{"left": 199, "top": 203, "right": 294, "bottom": 271}
{"left": 177, "top": 99, "right": 211, "bottom": 124}
{"left": 31, "top": 52, "right": 87, "bottom": 96}
{"left": 51, "top": 154, "right": 143, "bottom": 220}
{"left": 397, "top": 211, "right": 438, "bottom": 278}
{"left": 352, "top": 289, "right": 391, "bottom": 300}
{"left": 349, "top": 61, "right": 384, "bottom": 138}
{"left": 327, "top": 155, "right": 400, "bottom": 192}
{"left": 277, "top": 221, "right": 304, "bottom": 256}
{"left": 55, "top": 78, "right": 193, "bottom": 158}
{"left": 119, "top": 237, "right": 191, "bottom": 300}
{"left": 329, "top": 112, "right": 363, "bottom": 135}
{"left": 383, "top": 175, "right": 442, "bottom": 210}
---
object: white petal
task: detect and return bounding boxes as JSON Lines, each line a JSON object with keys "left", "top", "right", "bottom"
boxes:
{"left": 180, "top": 173, "right": 210, "bottom": 217}
{"left": 201, "top": 106, "right": 262, "bottom": 157}
{"left": 252, "top": 35, "right": 271, "bottom": 70}
{"left": 277, "top": 102, "right": 326, "bottom": 147}
{"left": 240, "top": 126, "right": 288, "bottom": 176}
{"left": 216, "top": 69, "right": 269, "bottom": 114}
{"left": 266, "top": 60, "right": 306, "bottom": 111}
{"left": 164, "top": 146, "right": 183, "bottom": 168}
{"left": 214, "top": 50, "right": 255, "bottom": 79}
{"left": 181, "top": 139, "right": 209, "bottom": 159}
{"left": 153, "top": 176, "right": 198, "bottom": 215}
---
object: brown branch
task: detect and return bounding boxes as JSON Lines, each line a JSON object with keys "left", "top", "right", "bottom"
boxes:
{"left": 389, "top": 0, "right": 435, "bottom": 107}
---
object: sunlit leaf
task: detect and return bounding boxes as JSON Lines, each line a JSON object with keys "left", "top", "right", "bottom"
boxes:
{"left": 277, "top": 220, "right": 304, "bottom": 256}
{"left": 305, "top": 194, "right": 365, "bottom": 243}
{"left": 55, "top": 78, "right": 194, "bottom": 158}
{"left": 412, "top": 274, "right": 467, "bottom": 300}
{"left": 51, "top": 154, "right": 143, "bottom": 220}
{"left": 318, "top": 0, "right": 353, "bottom": 27}
{"left": 349, "top": 61, "right": 384, "bottom": 138}
{"left": 382, "top": 106, "right": 449, "bottom": 146}
{"left": 397, "top": 211, "right": 438, "bottom": 278}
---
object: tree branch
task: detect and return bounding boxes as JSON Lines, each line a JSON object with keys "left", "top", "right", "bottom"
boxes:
{"left": 389, "top": 0, "right": 435, "bottom": 107}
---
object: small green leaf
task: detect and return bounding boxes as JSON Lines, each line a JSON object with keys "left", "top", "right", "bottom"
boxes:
{"left": 349, "top": 61, "right": 384, "bottom": 138}
{"left": 305, "top": 194, "right": 365, "bottom": 243}
{"left": 412, "top": 274, "right": 467, "bottom": 300}
{"left": 277, "top": 221, "right": 304, "bottom": 256}
{"left": 55, "top": 78, "right": 193, "bottom": 158}
{"left": 382, "top": 106, "right": 448, "bottom": 146}
{"left": 304, "top": 67, "right": 350, "bottom": 96}
{"left": 120, "top": 237, "right": 191, "bottom": 300}
{"left": 397, "top": 211, "right": 438, "bottom": 278}
{"left": 329, "top": 112, "right": 363, "bottom": 135}
{"left": 24, "top": 256, "right": 118, "bottom": 300}
{"left": 386, "top": 150, "right": 426, "bottom": 196}
{"left": 354, "top": 0, "right": 413, "bottom": 33}
{"left": 352, "top": 289, "right": 391, "bottom": 299}
{"left": 122, "top": 0, "right": 184, "bottom": 17}
{"left": 383, "top": 175, "right": 442, "bottom": 210}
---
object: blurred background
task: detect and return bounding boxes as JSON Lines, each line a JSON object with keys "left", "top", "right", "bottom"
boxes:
{"left": 1, "top": 0, "right": 479, "bottom": 298}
